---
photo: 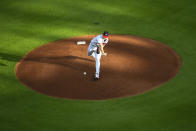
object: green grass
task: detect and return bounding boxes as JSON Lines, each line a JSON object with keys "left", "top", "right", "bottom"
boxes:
{"left": 0, "top": 0, "right": 196, "bottom": 130}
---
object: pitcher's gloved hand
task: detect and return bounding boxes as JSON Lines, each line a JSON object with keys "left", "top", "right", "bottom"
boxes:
{"left": 97, "top": 47, "right": 100, "bottom": 54}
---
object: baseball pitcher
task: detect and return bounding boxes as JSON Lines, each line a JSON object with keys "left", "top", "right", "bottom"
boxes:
{"left": 87, "top": 31, "right": 109, "bottom": 80}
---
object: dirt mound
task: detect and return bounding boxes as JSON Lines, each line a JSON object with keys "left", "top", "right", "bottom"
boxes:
{"left": 15, "top": 35, "right": 181, "bottom": 100}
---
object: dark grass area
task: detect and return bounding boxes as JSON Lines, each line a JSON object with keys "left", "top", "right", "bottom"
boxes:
{"left": 0, "top": 0, "right": 196, "bottom": 131}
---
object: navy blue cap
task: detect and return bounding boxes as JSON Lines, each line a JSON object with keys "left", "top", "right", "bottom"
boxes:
{"left": 103, "top": 31, "right": 109, "bottom": 36}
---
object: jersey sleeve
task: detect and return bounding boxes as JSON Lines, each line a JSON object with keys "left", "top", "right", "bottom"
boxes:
{"left": 103, "top": 38, "right": 109, "bottom": 43}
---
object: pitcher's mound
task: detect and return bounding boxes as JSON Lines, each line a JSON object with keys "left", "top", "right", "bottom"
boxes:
{"left": 15, "top": 35, "right": 181, "bottom": 100}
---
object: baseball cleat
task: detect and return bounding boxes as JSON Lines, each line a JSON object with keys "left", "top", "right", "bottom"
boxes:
{"left": 93, "top": 77, "right": 99, "bottom": 81}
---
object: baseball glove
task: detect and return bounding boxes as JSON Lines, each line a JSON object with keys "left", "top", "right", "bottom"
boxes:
{"left": 97, "top": 47, "right": 100, "bottom": 54}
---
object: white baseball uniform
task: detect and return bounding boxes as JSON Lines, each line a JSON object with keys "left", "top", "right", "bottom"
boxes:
{"left": 87, "top": 34, "right": 109, "bottom": 78}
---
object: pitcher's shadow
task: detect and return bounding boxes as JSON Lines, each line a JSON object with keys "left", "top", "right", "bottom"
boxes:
{"left": 23, "top": 55, "right": 94, "bottom": 72}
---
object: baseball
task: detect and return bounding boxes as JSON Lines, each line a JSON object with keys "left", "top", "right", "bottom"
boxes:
{"left": 83, "top": 72, "right": 87, "bottom": 75}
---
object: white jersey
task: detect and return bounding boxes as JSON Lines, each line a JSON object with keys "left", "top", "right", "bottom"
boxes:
{"left": 89, "top": 34, "right": 109, "bottom": 48}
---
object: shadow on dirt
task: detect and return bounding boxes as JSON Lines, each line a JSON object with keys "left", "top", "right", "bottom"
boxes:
{"left": 22, "top": 55, "right": 94, "bottom": 72}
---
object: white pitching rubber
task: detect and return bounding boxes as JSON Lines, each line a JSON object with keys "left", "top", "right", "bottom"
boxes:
{"left": 77, "top": 41, "right": 86, "bottom": 45}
